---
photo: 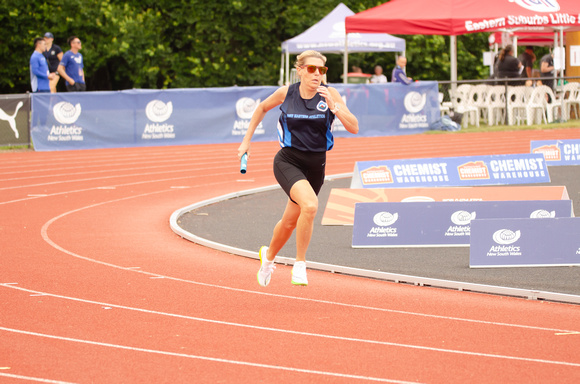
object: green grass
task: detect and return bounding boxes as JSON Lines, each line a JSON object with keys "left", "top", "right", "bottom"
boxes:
{"left": 425, "top": 119, "right": 580, "bottom": 134}
{"left": 0, "top": 144, "right": 32, "bottom": 152}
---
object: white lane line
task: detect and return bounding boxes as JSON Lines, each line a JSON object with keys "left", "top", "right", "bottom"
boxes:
{"left": 0, "top": 326, "right": 419, "bottom": 384}
{"left": 37, "top": 195, "right": 580, "bottom": 335}
{"left": 2, "top": 284, "right": 579, "bottom": 369}
{"left": 28, "top": 176, "right": 580, "bottom": 336}
{"left": 0, "top": 164, "right": 242, "bottom": 191}
{"left": 0, "top": 174, "right": 240, "bottom": 206}
{"left": 0, "top": 372, "right": 77, "bottom": 383}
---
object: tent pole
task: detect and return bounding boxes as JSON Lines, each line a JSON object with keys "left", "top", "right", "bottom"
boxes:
{"left": 285, "top": 51, "right": 290, "bottom": 85}
{"left": 560, "top": 27, "right": 565, "bottom": 89}
{"left": 280, "top": 53, "right": 284, "bottom": 86}
{"left": 344, "top": 34, "right": 349, "bottom": 84}
{"left": 554, "top": 30, "right": 559, "bottom": 90}
{"left": 450, "top": 35, "right": 457, "bottom": 92}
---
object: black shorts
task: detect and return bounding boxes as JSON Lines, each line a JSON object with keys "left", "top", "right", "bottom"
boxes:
{"left": 273, "top": 147, "right": 326, "bottom": 203}
{"left": 66, "top": 82, "right": 86, "bottom": 92}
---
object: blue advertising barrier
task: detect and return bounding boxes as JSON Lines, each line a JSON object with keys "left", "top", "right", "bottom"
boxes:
{"left": 352, "top": 200, "right": 573, "bottom": 248}
{"left": 350, "top": 153, "right": 550, "bottom": 188}
{"left": 531, "top": 139, "right": 580, "bottom": 166}
{"left": 30, "top": 82, "right": 440, "bottom": 151}
{"left": 470, "top": 218, "right": 580, "bottom": 268}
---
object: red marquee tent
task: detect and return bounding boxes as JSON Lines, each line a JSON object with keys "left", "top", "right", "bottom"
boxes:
{"left": 345, "top": 0, "right": 580, "bottom": 36}
{"left": 345, "top": 0, "right": 580, "bottom": 82}
{"left": 491, "top": 31, "right": 565, "bottom": 47}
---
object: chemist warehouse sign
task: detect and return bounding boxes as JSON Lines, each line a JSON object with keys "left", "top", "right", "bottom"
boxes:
{"left": 350, "top": 153, "right": 549, "bottom": 188}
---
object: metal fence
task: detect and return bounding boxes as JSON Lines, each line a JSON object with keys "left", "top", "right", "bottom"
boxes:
{"left": 438, "top": 77, "right": 580, "bottom": 128}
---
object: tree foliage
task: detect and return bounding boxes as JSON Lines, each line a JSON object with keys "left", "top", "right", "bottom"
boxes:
{"left": 0, "top": 0, "right": 491, "bottom": 93}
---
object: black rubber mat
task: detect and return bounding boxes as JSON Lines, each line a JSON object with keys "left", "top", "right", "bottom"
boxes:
{"left": 178, "top": 166, "right": 580, "bottom": 296}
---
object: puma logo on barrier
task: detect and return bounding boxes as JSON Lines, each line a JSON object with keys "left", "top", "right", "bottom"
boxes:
{"left": 0, "top": 101, "right": 24, "bottom": 139}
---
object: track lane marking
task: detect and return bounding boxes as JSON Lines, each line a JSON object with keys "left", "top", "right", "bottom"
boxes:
{"left": 0, "top": 373, "right": 76, "bottom": 384}
{"left": 0, "top": 326, "right": 419, "bottom": 384}
{"left": 37, "top": 194, "right": 579, "bottom": 335}
{"left": 2, "top": 283, "right": 579, "bottom": 368}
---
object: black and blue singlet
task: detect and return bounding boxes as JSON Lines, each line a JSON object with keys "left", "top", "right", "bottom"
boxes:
{"left": 273, "top": 82, "right": 336, "bottom": 201}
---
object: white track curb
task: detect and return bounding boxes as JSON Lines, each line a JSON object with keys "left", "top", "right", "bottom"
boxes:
{"left": 169, "top": 173, "right": 580, "bottom": 305}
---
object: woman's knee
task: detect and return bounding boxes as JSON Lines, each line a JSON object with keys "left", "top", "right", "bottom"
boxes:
{"left": 299, "top": 198, "right": 318, "bottom": 219}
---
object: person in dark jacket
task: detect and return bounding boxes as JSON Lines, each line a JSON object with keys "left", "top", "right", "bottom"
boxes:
{"left": 496, "top": 45, "right": 522, "bottom": 85}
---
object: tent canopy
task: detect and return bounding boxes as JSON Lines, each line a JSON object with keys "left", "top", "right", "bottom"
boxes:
{"left": 282, "top": 3, "right": 405, "bottom": 54}
{"left": 345, "top": 0, "right": 580, "bottom": 83}
{"left": 491, "top": 31, "right": 566, "bottom": 47}
{"left": 345, "top": 0, "right": 580, "bottom": 36}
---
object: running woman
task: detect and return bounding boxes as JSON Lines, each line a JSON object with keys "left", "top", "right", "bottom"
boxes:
{"left": 237, "top": 50, "right": 359, "bottom": 286}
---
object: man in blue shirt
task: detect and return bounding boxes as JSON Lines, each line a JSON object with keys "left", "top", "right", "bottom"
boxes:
{"left": 30, "top": 37, "right": 54, "bottom": 92}
{"left": 58, "top": 36, "right": 86, "bottom": 92}
{"left": 391, "top": 56, "right": 413, "bottom": 85}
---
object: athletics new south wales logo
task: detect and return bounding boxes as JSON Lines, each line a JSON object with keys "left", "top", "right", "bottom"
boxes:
{"left": 53, "top": 101, "right": 81, "bottom": 125}
{"left": 493, "top": 229, "right": 521, "bottom": 245}
{"left": 510, "top": 0, "right": 560, "bottom": 13}
{"left": 487, "top": 228, "right": 522, "bottom": 257}
{"left": 232, "top": 97, "right": 263, "bottom": 136}
{"left": 146, "top": 100, "right": 173, "bottom": 123}
{"left": 446, "top": 210, "right": 476, "bottom": 237}
{"left": 142, "top": 100, "right": 175, "bottom": 140}
{"left": 399, "top": 91, "right": 428, "bottom": 129}
{"left": 367, "top": 212, "right": 398, "bottom": 238}
{"left": 48, "top": 102, "right": 84, "bottom": 142}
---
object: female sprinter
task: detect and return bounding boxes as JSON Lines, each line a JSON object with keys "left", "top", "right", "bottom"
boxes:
{"left": 237, "top": 50, "right": 359, "bottom": 286}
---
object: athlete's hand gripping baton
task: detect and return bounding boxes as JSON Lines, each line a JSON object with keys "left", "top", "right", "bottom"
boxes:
{"left": 240, "top": 153, "right": 248, "bottom": 174}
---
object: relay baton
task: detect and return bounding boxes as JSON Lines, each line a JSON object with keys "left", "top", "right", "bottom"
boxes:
{"left": 240, "top": 153, "right": 248, "bottom": 174}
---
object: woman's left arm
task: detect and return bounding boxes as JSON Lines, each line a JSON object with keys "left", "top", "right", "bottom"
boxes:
{"left": 318, "top": 86, "right": 359, "bottom": 134}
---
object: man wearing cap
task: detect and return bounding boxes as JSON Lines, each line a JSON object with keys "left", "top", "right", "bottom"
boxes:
{"left": 58, "top": 36, "right": 86, "bottom": 92}
{"left": 43, "top": 32, "right": 63, "bottom": 93}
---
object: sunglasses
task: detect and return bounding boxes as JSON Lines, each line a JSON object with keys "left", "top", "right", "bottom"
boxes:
{"left": 301, "top": 65, "right": 328, "bottom": 75}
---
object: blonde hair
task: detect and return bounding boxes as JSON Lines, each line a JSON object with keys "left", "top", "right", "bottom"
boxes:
{"left": 295, "top": 50, "right": 327, "bottom": 68}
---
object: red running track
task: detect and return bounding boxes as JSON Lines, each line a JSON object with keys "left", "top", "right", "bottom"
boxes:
{"left": 1, "top": 130, "right": 580, "bottom": 383}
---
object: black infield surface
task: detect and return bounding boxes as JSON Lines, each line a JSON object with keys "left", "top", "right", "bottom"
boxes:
{"left": 178, "top": 166, "right": 580, "bottom": 297}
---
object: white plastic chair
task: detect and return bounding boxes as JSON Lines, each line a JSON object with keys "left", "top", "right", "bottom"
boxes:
{"left": 525, "top": 85, "right": 561, "bottom": 125}
{"left": 561, "top": 82, "right": 580, "bottom": 121}
{"left": 507, "top": 86, "right": 530, "bottom": 126}
{"left": 567, "top": 85, "right": 580, "bottom": 120}
{"left": 544, "top": 86, "right": 562, "bottom": 123}
{"left": 438, "top": 92, "right": 450, "bottom": 116}
{"left": 481, "top": 85, "right": 505, "bottom": 125}
{"left": 449, "top": 85, "right": 479, "bottom": 127}
{"left": 526, "top": 86, "right": 548, "bottom": 125}
{"left": 466, "top": 84, "right": 489, "bottom": 123}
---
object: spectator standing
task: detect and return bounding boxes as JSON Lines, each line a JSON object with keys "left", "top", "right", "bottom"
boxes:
{"left": 58, "top": 36, "right": 86, "bottom": 92}
{"left": 391, "top": 56, "right": 412, "bottom": 84}
{"left": 370, "top": 65, "right": 387, "bottom": 83}
{"left": 43, "top": 32, "right": 63, "bottom": 93}
{"left": 518, "top": 46, "right": 535, "bottom": 79}
{"left": 30, "top": 37, "right": 54, "bottom": 93}
{"left": 496, "top": 45, "right": 522, "bottom": 85}
{"left": 540, "top": 52, "right": 555, "bottom": 89}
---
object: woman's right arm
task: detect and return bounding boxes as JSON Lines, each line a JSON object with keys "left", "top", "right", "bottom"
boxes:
{"left": 237, "top": 86, "right": 288, "bottom": 159}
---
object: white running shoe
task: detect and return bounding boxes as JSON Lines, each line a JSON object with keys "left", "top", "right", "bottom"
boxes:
{"left": 257, "top": 246, "right": 276, "bottom": 287}
{"left": 291, "top": 261, "right": 308, "bottom": 286}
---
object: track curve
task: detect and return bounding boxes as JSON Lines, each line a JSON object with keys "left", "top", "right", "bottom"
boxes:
{"left": 1, "top": 130, "right": 580, "bottom": 383}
